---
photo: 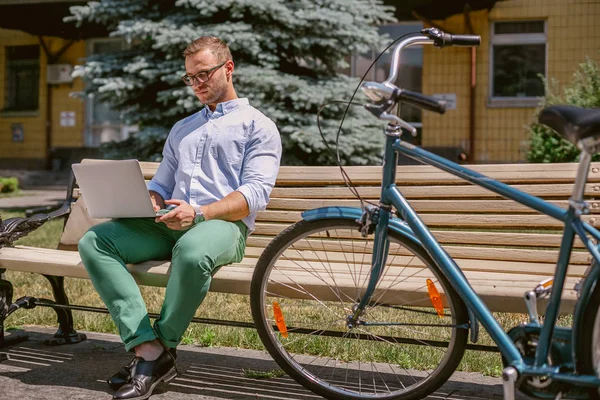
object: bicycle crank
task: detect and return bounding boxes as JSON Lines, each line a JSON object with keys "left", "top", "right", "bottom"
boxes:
{"left": 504, "top": 324, "right": 586, "bottom": 398}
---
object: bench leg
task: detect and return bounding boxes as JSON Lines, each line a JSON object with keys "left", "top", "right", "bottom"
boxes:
{"left": 41, "top": 275, "right": 86, "bottom": 346}
{"left": 0, "top": 269, "right": 28, "bottom": 349}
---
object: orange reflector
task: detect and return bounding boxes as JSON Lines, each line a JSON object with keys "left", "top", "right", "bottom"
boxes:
{"left": 542, "top": 279, "right": 553, "bottom": 288}
{"left": 272, "top": 301, "right": 288, "bottom": 338}
{"left": 427, "top": 279, "right": 445, "bottom": 317}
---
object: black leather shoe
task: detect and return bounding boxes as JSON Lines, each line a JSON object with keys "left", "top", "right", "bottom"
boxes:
{"left": 112, "top": 349, "right": 177, "bottom": 400}
{"left": 107, "top": 348, "right": 177, "bottom": 391}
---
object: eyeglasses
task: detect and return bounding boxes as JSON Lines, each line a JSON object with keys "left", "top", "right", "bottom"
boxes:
{"left": 181, "top": 62, "right": 226, "bottom": 86}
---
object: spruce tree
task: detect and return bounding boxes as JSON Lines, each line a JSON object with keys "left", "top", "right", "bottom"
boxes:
{"left": 68, "top": 0, "right": 396, "bottom": 165}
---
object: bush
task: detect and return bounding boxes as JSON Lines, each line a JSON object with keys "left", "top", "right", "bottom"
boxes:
{"left": 527, "top": 58, "right": 600, "bottom": 163}
{"left": 0, "top": 177, "right": 19, "bottom": 193}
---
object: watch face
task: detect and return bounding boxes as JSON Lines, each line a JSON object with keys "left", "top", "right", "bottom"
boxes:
{"left": 194, "top": 213, "right": 205, "bottom": 224}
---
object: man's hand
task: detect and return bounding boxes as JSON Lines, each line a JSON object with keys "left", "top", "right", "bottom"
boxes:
{"left": 156, "top": 199, "right": 196, "bottom": 230}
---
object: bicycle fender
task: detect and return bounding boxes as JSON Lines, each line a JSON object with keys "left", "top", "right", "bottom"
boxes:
{"left": 301, "top": 206, "right": 421, "bottom": 245}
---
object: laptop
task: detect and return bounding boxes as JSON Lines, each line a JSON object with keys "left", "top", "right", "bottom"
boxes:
{"left": 71, "top": 159, "right": 160, "bottom": 219}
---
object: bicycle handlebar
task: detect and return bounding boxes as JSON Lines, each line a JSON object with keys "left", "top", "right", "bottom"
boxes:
{"left": 395, "top": 89, "right": 446, "bottom": 115}
{"left": 424, "top": 28, "right": 481, "bottom": 48}
{"left": 383, "top": 35, "right": 433, "bottom": 87}
{"left": 446, "top": 34, "right": 481, "bottom": 47}
{"left": 362, "top": 28, "right": 479, "bottom": 122}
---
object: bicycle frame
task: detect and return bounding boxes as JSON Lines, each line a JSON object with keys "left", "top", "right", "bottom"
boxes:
{"left": 335, "top": 132, "right": 600, "bottom": 386}
{"left": 297, "top": 31, "right": 600, "bottom": 392}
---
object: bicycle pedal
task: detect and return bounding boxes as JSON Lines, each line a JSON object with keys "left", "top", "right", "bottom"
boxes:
{"left": 534, "top": 278, "right": 553, "bottom": 297}
{"left": 554, "top": 392, "right": 563, "bottom": 400}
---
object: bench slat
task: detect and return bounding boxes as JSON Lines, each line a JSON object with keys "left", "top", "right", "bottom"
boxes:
{"left": 243, "top": 235, "right": 590, "bottom": 266}
{"left": 270, "top": 164, "right": 600, "bottom": 185}
{"left": 252, "top": 224, "right": 586, "bottom": 248}
{"left": 267, "top": 198, "right": 597, "bottom": 214}
{"left": 116, "top": 161, "right": 600, "bottom": 185}
{"left": 255, "top": 210, "right": 599, "bottom": 229}
{"left": 71, "top": 183, "right": 599, "bottom": 200}
{"left": 241, "top": 246, "right": 587, "bottom": 276}
{"left": 270, "top": 184, "right": 600, "bottom": 199}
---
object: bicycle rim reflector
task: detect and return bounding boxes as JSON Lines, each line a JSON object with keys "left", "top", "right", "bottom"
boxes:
{"left": 427, "top": 279, "right": 444, "bottom": 317}
{"left": 272, "top": 301, "right": 288, "bottom": 338}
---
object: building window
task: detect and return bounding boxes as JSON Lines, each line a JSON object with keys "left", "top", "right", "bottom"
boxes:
{"left": 85, "top": 38, "right": 136, "bottom": 147}
{"left": 350, "top": 22, "right": 423, "bottom": 143}
{"left": 4, "top": 45, "right": 40, "bottom": 111}
{"left": 490, "top": 20, "right": 546, "bottom": 105}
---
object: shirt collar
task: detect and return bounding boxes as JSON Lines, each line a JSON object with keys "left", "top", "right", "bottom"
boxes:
{"left": 203, "top": 98, "right": 249, "bottom": 119}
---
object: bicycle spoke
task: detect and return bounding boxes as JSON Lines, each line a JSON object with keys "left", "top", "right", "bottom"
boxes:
{"left": 296, "top": 238, "right": 357, "bottom": 304}
{"left": 279, "top": 247, "right": 351, "bottom": 306}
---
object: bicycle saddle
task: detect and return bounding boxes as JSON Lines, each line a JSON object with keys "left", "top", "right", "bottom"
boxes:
{"left": 538, "top": 105, "right": 600, "bottom": 145}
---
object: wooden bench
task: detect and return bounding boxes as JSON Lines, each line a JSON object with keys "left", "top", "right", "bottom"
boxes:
{"left": 0, "top": 160, "right": 597, "bottom": 347}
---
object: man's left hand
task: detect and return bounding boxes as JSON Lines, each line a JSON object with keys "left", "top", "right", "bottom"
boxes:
{"left": 156, "top": 199, "right": 195, "bottom": 230}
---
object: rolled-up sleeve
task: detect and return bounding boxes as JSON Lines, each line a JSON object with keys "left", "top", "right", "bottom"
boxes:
{"left": 147, "top": 123, "right": 180, "bottom": 201}
{"left": 236, "top": 119, "right": 282, "bottom": 214}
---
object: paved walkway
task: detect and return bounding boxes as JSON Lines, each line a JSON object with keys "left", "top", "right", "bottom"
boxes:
{"left": 0, "top": 326, "right": 524, "bottom": 400}
{"left": 0, "top": 189, "right": 66, "bottom": 210}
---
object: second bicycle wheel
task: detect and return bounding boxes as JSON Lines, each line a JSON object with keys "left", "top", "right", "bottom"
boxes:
{"left": 250, "top": 218, "right": 469, "bottom": 400}
{"left": 577, "top": 270, "right": 600, "bottom": 400}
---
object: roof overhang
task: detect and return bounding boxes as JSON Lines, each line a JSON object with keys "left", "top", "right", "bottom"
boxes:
{"left": 0, "top": 0, "right": 502, "bottom": 40}
{"left": 0, "top": 0, "right": 108, "bottom": 40}
{"left": 385, "top": 0, "right": 502, "bottom": 21}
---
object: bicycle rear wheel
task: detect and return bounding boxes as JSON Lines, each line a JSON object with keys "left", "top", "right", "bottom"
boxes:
{"left": 578, "top": 277, "right": 600, "bottom": 399}
{"left": 250, "top": 218, "right": 469, "bottom": 400}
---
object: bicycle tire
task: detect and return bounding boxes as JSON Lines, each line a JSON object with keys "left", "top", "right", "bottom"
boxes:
{"left": 250, "top": 218, "right": 469, "bottom": 400}
{"left": 578, "top": 278, "right": 600, "bottom": 400}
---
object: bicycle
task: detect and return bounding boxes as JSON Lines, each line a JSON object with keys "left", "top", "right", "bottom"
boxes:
{"left": 249, "top": 28, "right": 600, "bottom": 400}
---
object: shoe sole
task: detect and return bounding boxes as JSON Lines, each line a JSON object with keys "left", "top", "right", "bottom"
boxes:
{"left": 113, "top": 366, "right": 178, "bottom": 400}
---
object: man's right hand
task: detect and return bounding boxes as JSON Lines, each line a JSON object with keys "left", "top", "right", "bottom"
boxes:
{"left": 149, "top": 190, "right": 165, "bottom": 212}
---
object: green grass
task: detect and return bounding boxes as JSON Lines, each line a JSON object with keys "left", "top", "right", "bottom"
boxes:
{"left": 242, "top": 368, "right": 286, "bottom": 379}
{"left": 0, "top": 208, "right": 574, "bottom": 377}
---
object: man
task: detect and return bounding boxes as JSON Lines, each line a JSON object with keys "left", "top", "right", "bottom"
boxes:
{"left": 78, "top": 36, "right": 282, "bottom": 400}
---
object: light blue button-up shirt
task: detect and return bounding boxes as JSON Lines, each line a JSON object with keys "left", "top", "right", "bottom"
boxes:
{"left": 147, "top": 98, "right": 282, "bottom": 232}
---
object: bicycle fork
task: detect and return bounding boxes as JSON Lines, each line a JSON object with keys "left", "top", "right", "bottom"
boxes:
{"left": 348, "top": 206, "right": 391, "bottom": 327}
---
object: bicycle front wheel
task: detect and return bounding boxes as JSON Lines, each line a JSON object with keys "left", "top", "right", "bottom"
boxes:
{"left": 250, "top": 218, "right": 469, "bottom": 400}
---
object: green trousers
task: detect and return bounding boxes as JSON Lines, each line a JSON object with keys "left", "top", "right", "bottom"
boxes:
{"left": 78, "top": 218, "right": 247, "bottom": 351}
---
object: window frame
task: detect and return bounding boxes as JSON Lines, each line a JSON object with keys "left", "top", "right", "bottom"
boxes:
{"left": 2, "top": 45, "right": 40, "bottom": 113}
{"left": 488, "top": 19, "right": 548, "bottom": 108}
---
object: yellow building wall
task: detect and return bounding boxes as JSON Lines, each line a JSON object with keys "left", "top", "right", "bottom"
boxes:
{"left": 48, "top": 39, "right": 86, "bottom": 149}
{"left": 0, "top": 28, "right": 85, "bottom": 167}
{"left": 422, "top": 0, "right": 600, "bottom": 163}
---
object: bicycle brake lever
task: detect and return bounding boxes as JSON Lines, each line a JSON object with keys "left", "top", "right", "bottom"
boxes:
{"left": 380, "top": 112, "right": 417, "bottom": 136}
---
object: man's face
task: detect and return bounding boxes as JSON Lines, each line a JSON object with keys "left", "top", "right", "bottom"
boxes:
{"left": 184, "top": 50, "right": 230, "bottom": 106}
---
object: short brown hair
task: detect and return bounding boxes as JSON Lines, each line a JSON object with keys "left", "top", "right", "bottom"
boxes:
{"left": 183, "top": 36, "right": 232, "bottom": 62}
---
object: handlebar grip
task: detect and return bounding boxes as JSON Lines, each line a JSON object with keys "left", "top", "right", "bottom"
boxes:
{"left": 395, "top": 89, "right": 446, "bottom": 114}
{"left": 448, "top": 34, "right": 481, "bottom": 47}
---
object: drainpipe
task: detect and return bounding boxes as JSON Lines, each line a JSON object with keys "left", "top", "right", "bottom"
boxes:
{"left": 464, "top": 6, "right": 477, "bottom": 163}
{"left": 38, "top": 37, "right": 53, "bottom": 170}
{"left": 37, "top": 37, "right": 76, "bottom": 170}
{"left": 469, "top": 46, "right": 476, "bottom": 163}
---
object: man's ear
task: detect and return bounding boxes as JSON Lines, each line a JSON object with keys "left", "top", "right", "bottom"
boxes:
{"left": 225, "top": 60, "right": 234, "bottom": 80}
